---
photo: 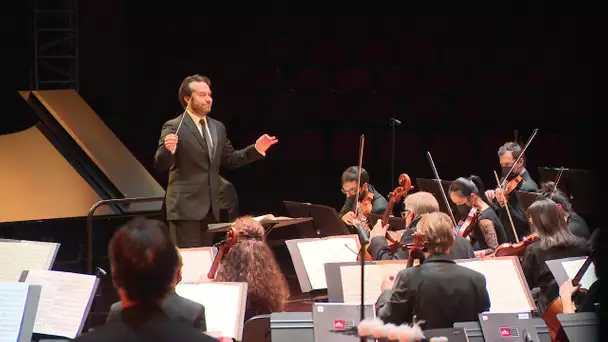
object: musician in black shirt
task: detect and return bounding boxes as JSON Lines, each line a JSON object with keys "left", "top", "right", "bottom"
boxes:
{"left": 485, "top": 141, "right": 539, "bottom": 241}
{"left": 540, "top": 181, "right": 591, "bottom": 240}
{"left": 449, "top": 176, "right": 508, "bottom": 257}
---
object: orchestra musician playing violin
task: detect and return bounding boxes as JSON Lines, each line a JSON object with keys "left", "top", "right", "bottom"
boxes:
{"left": 449, "top": 176, "right": 508, "bottom": 257}
{"left": 540, "top": 181, "right": 591, "bottom": 240}
{"left": 368, "top": 191, "right": 474, "bottom": 261}
{"left": 339, "top": 166, "right": 388, "bottom": 228}
{"left": 376, "top": 212, "right": 490, "bottom": 330}
{"left": 485, "top": 142, "right": 539, "bottom": 242}
{"left": 521, "top": 198, "right": 588, "bottom": 314}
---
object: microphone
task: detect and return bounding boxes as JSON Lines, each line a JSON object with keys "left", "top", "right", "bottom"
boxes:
{"left": 95, "top": 267, "right": 107, "bottom": 277}
{"left": 390, "top": 117, "right": 401, "bottom": 125}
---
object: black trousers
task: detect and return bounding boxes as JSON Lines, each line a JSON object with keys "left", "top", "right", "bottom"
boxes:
{"left": 168, "top": 212, "right": 216, "bottom": 247}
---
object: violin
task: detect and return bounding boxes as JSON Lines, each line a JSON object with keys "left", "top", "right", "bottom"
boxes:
{"left": 495, "top": 174, "right": 524, "bottom": 207}
{"left": 355, "top": 183, "right": 375, "bottom": 219}
{"left": 405, "top": 230, "right": 426, "bottom": 268}
{"left": 358, "top": 174, "right": 413, "bottom": 261}
{"left": 206, "top": 226, "right": 239, "bottom": 280}
{"left": 488, "top": 232, "right": 539, "bottom": 259}
{"left": 456, "top": 207, "right": 480, "bottom": 238}
{"left": 542, "top": 255, "right": 594, "bottom": 341}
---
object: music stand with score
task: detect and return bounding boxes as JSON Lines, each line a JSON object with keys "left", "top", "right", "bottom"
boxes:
{"left": 283, "top": 201, "right": 351, "bottom": 237}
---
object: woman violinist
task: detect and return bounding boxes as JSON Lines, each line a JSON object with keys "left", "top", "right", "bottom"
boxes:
{"left": 521, "top": 198, "right": 588, "bottom": 315}
{"left": 540, "top": 181, "right": 591, "bottom": 240}
{"left": 448, "top": 176, "right": 508, "bottom": 258}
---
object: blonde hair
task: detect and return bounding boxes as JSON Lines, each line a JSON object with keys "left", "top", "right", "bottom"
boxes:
{"left": 404, "top": 191, "right": 440, "bottom": 216}
{"left": 417, "top": 212, "right": 454, "bottom": 253}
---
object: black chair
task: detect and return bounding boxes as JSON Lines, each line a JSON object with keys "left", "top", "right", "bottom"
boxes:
{"left": 241, "top": 314, "right": 270, "bottom": 342}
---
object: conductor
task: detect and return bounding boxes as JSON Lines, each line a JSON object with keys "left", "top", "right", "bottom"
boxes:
{"left": 154, "top": 74, "right": 278, "bottom": 247}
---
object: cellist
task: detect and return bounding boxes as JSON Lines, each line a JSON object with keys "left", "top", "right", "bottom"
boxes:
{"left": 368, "top": 191, "right": 474, "bottom": 261}
{"left": 338, "top": 166, "right": 388, "bottom": 229}
{"left": 485, "top": 141, "right": 539, "bottom": 241}
{"left": 521, "top": 198, "right": 588, "bottom": 314}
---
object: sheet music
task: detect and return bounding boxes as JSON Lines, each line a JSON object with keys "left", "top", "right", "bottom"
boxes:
{"left": 175, "top": 282, "right": 247, "bottom": 340}
{"left": 0, "top": 241, "right": 58, "bottom": 281}
{"left": 178, "top": 248, "right": 214, "bottom": 284}
{"left": 252, "top": 214, "right": 292, "bottom": 222}
{"left": 297, "top": 237, "right": 359, "bottom": 289}
{"left": 457, "top": 259, "right": 534, "bottom": 313}
{"left": 23, "top": 270, "right": 97, "bottom": 338}
{"left": 562, "top": 258, "right": 597, "bottom": 290}
{"left": 340, "top": 263, "right": 408, "bottom": 304}
{"left": 0, "top": 282, "right": 29, "bottom": 342}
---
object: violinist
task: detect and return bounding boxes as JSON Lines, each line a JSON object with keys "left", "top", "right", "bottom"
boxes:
{"left": 485, "top": 142, "right": 539, "bottom": 242}
{"left": 368, "top": 191, "right": 474, "bottom": 261}
{"left": 540, "top": 181, "right": 591, "bottom": 240}
{"left": 339, "top": 166, "right": 388, "bottom": 227}
{"left": 375, "top": 212, "right": 490, "bottom": 330}
{"left": 521, "top": 198, "right": 588, "bottom": 314}
{"left": 449, "top": 176, "right": 508, "bottom": 257}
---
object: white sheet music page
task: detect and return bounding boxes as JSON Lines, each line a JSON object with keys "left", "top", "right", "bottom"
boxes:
{"left": 340, "top": 263, "right": 407, "bottom": 304}
{"left": 175, "top": 282, "right": 247, "bottom": 340}
{"left": 457, "top": 258, "right": 534, "bottom": 313}
{"left": 23, "top": 270, "right": 96, "bottom": 338}
{"left": 0, "top": 282, "right": 29, "bottom": 342}
{"left": 0, "top": 241, "right": 57, "bottom": 281}
{"left": 297, "top": 237, "right": 359, "bottom": 290}
{"left": 562, "top": 258, "right": 598, "bottom": 290}
{"left": 178, "top": 248, "right": 214, "bottom": 284}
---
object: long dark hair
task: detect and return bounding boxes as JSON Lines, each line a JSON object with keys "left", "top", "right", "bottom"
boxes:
{"left": 540, "top": 181, "right": 573, "bottom": 214}
{"left": 527, "top": 198, "right": 584, "bottom": 250}
{"left": 449, "top": 175, "right": 491, "bottom": 205}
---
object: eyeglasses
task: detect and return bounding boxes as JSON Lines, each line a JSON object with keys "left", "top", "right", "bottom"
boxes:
{"left": 341, "top": 187, "right": 357, "bottom": 195}
{"left": 400, "top": 209, "right": 411, "bottom": 218}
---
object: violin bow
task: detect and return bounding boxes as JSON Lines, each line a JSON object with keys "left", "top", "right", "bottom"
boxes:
{"left": 550, "top": 166, "right": 566, "bottom": 197}
{"left": 354, "top": 135, "right": 365, "bottom": 222}
{"left": 493, "top": 170, "right": 519, "bottom": 243}
{"left": 426, "top": 151, "right": 459, "bottom": 230}
{"left": 500, "top": 128, "right": 539, "bottom": 189}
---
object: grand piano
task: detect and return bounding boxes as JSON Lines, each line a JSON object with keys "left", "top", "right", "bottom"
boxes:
{"left": 0, "top": 89, "right": 166, "bottom": 291}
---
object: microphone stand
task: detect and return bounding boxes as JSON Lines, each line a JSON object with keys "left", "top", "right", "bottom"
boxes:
{"left": 389, "top": 118, "right": 401, "bottom": 190}
{"left": 356, "top": 222, "right": 369, "bottom": 342}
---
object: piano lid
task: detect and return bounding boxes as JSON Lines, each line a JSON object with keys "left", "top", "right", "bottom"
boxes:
{"left": 0, "top": 90, "right": 165, "bottom": 223}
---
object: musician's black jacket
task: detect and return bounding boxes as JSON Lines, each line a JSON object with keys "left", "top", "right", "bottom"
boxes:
{"left": 376, "top": 253, "right": 490, "bottom": 330}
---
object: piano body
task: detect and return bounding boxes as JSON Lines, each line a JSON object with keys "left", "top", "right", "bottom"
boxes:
{"left": 0, "top": 90, "right": 166, "bottom": 273}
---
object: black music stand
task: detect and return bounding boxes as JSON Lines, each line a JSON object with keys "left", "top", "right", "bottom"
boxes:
{"left": 367, "top": 213, "right": 406, "bottom": 232}
{"left": 515, "top": 190, "right": 542, "bottom": 212}
{"left": 415, "top": 178, "right": 463, "bottom": 222}
{"left": 538, "top": 167, "right": 595, "bottom": 215}
{"left": 207, "top": 217, "right": 313, "bottom": 237}
{"left": 283, "top": 201, "right": 351, "bottom": 238}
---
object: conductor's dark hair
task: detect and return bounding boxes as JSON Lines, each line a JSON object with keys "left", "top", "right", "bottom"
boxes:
{"left": 540, "top": 181, "right": 572, "bottom": 213}
{"left": 498, "top": 141, "right": 525, "bottom": 163}
{"left": 109, "top": 217, "right": 179, "bottom": 304}
{"left": 178, "top": 74, "right": 211, "bottom": 109}
{"left": 449, "top": 175, "right": 491, "bottom": 204}
{"left": 341, "top": 166, "right": 369, "bottom": 185}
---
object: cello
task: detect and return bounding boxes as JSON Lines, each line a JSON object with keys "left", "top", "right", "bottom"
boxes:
{"left": 542, "top": 255, "right": 594, "bottom": 341}
{"left": 205, "top": 225, "right": 239, "bottom": 280}
{"left": 358, "top": 173, "right": 413, "bottom": 260}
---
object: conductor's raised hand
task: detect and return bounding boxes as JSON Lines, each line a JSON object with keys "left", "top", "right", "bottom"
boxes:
{"left": 164, "top": 133, "right": 179, "bottom": 153}
{"left": 255, "top": 134, "right": 278, "bottom": 154}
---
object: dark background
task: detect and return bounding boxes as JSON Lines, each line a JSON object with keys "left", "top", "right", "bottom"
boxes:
{"left": 5, "top": 6, "right": 595, "bottom": 220}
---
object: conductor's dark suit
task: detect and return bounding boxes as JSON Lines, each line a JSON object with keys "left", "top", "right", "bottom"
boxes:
{"left": 376, "top": 253, "right": 490, "bottom": 330}
{"left": 106, "top": 291, "right": 206, "bottom": 331}
{"left": 154, "top": 112, "right": 263, "bottom": 246}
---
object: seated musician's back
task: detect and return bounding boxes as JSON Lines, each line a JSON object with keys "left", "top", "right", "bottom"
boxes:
{"left": 376, "top": 212, "right": 490, "bottom": 330}
{"left": 74, "top": 218, "right": 216, "bottom": 342}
